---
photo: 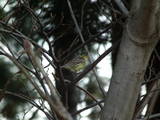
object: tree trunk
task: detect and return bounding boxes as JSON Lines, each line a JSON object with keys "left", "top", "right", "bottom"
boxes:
{"left": 100, "top": 0, "right": 160, "bottom": 120}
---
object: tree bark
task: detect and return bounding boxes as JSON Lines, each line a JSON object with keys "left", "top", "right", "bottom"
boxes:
{"left": 100, "top": 0, "right": 160, "bottom": 120}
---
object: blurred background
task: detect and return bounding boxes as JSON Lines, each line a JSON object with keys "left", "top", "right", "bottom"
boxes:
{"left": 0, "top": 0, "right": 126, "bottom": 120}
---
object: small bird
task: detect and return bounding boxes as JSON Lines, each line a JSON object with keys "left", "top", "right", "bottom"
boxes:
{"left": 62, "top": 55, "right": 88, "bottom": 72}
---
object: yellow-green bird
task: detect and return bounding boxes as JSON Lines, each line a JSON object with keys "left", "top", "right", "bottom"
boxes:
{"left": 62, "top": 55, "right": 88, "bottom": 72}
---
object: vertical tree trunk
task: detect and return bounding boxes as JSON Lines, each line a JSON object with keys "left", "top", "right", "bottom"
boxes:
{"left": 100, "top": 0, "right": 160, "bottom": 120}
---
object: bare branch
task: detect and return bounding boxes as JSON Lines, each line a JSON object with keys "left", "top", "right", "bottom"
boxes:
{"left": 67, "top": 0, "right": 106, "bottom": 96}
{"left": 114, "top": 0, "right": 129, "bottom": 16}
{"left": 72, "top": 100, "right": 104, "bottom": 116}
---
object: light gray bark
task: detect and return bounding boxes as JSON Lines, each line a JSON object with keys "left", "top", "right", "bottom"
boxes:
{"left": 114, "top": 0, "right": 129, "bottom": 16}
{"left": 100, "top": 0, "right": 160, "bottom": 120}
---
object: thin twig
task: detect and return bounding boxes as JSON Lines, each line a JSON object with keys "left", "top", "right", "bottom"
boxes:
{"left": 67, "top": 0, "right": 106, "bottom": 96}
{"left": 135, "top": 79, "right": 160, "bottom": 118}
{"left": 137, "top": 113, "right": 160, "bottom": 120}
{"left": 0, "top": 89, "right": 54, "bottom": 120}
{"left": 61, "top": 24, "right": 112, "bottom": 63}
{"left": 72, "top": 100, "right": 104, "bottom": 116}
{"left": 75, "top": 84, "right": 103, "bottom": 109}
{"left": 72, "top": 39, "right": 120, "bottom": 84}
